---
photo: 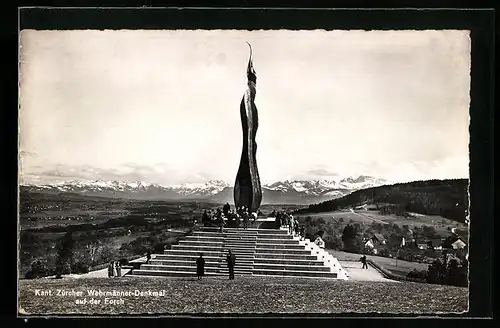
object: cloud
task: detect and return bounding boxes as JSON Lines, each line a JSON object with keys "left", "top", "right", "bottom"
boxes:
{"left": 19, "top": 162, "right": 214, "bottom": 185}
{"left": 307, "top": 168, "right": 339, "bottom": 177}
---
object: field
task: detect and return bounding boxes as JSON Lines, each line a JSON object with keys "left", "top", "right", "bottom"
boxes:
{"left": 295, "top": 209, "right": 467, "bottom": 238}
{"left": 329, "top": 250, "right": 429, "bottom": 277}
{"left": 18, "top": 276, "right": 468, "bottom": 315}
{"left": 19, "top": 191, "right": 305, "bottom": 277}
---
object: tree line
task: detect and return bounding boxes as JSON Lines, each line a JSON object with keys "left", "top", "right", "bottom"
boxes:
{"left": 294, "top": 179, "right": 469, "bottom": 223}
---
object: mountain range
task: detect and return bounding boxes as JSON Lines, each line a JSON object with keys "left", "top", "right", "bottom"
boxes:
{"left": 20, "top": 175, "right": 390, "bottom": 205}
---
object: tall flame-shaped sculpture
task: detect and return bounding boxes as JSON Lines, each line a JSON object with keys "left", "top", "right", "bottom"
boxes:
{"left": 234, "top": 42, "right": 262, "bottom": 213}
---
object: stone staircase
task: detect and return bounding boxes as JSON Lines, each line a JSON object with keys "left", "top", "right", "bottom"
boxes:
{"left": 131, "top": 227, "right": 349, "bottom": 279}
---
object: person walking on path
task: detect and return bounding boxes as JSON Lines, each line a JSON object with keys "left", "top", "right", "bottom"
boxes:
{"left": 146, "top": 250, "right": 151, "bottom": 264}
{"left": 107, "top": 261, "right": 113, "bottom": 278}
{"left": 360, "top": 255, "right": 368, "bottom": 269}
{"left": 226, "top": 249, "right": 236, "bottom": 280}
{"left": 112, "top": 261, "right": 118, "bottom": 277}
{"left": 196, "top": 253, "right": 205, "bottom": 280}
{"left": 116, "top": 261, "right": 122, "bottom": 277}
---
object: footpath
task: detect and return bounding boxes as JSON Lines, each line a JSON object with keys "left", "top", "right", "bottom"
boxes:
{"left": 42, "top": 257, "right": 147, "bottom": 279}
{"left": 339, "top": 261, "right": 397, "bottom": 282}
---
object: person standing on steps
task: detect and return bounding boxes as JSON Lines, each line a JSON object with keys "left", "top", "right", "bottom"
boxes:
{"left": 223, "top": 203, "right": 230, "bottom": 218}
{"left": 146, "top": 250, "right": 151, "bottom": 264}
{"left": 196, "top": 253, "right": 205, "bottom": 280}
{"left": 251, "top": 212, "right": 257, "bottom": 228}
{"left": 218, "top": 211, "right": 225, "bottom": 233}
{"left": 289, "top": 214, "right": 295, "bottom": 235}
{"left": 243, "top": 209, "right": 249, "bottom": 229}
{"left": 226, "top": 249, "right": 236, "bottom": 280}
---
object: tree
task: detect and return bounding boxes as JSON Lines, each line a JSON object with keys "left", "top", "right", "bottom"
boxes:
{"left": 55, "top": 231, "right": 75, "bottom": 278}
{"left": 342, "top": 224, "right": 362, "bottom": 252}
{"left": 342, "top": 224, "right": 356, "bottom": 243}
{"left": 25, "top": 260, "right": 49, "bottom": 279}
{"left": 85, "top": 241, "right": 101, "bottom": 265}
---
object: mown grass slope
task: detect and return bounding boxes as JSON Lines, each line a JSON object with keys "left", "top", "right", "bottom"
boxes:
{"left": 19, "top": 276, "right": 467, "bottom": 315}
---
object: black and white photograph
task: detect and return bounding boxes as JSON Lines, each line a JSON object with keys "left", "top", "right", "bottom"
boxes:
{"left": 18, "top": 21, "right": 473, "bottom": 315}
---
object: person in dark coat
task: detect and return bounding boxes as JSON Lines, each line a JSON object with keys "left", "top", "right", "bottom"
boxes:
{"left": 360, "top": 255, "right": 368, "bottom": 269}
{"left": 226, "top": 249, "right": 236, "bottom": 280}
{"left": 196, "top": 253, "right": 205, "bottom": 280}
{"left": 107, "top": 261, "right": 113, "bottom": 278}
{"left": 243, "top": 210, "right": 249, "bottom": 229}
{"left": 223, "top": 203, "right": 230, "bottom": 217}
{"left": 202, "top": 210, "right": 210, "bottom": 226}
{"left": 146, "top": 250, "right": 151, "bottom": 264}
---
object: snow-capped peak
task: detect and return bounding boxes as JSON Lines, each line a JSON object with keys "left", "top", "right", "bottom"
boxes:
{"left": 263, "top": 176, "right": 388, "bottom": 195}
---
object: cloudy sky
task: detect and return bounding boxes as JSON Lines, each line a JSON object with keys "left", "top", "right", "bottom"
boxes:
{"left": 19, "top": 29, "right": 471, "bottom": 185}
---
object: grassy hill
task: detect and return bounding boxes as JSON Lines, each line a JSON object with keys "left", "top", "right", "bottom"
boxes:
{"left": 294, "top": 179, "right": 469, "bottom": 223}
{"left": 18, "top": 276, "right": 468, "bottom": 314}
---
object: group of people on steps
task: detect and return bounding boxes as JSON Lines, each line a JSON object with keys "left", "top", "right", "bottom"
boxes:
{"left": 201, "top": 203, "right": 259, "bottom": 231}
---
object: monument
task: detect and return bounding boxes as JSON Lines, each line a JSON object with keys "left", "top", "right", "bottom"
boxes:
{"left": 234, "top": 42, "right": 262, "bottom": 213}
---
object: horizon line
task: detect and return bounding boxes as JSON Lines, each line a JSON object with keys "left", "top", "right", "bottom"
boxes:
{"left": 19, "top": 176, "right": 469, "bottom": 187}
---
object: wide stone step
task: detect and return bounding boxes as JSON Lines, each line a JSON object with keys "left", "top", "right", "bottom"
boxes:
{"left": 223, "top": 244, "right": 256, "bottom": 249}
{"left": 254, "top": 238, "right": 299, "bottom": 244}
{"left": 219, "top": 246, "right": 255, "bottom": 251}
{"left": 253, "top": 263, "right": 331, "bottom": 272}
{"left": 154, "top": 254, "right": 222, "bottom": 261}
{"left": 185, "top": 236, "right": 225, "bottom": 241}
{"left": 140, "top": 264, "right": 224, "bottom": 273}
{"left": 255, "top": 248, "right": 312, "bottom": 255}
{"left": 227, "top": 256, "right": 255, "bottom": 261}
{"left": 223, "top": 239, "right": 258, "bottom": 243}
{"left": 193, "top": 232, "right": 257, "bottom": 238}
{"left": 224, "top": 240, "right": 257, "bottom": 244}
{"left": 149, "top": 259, "right": 221, "bottom": 266}
{"left": 253, "top": 258, "right": 325, "bottom": 266}
{"left": 256, "top": 235, "right": 295, "bottom": 240}
{"left": 254, "top": 253, "right": 318, "bottom": 260}
{"left": 224, "top": 245, "right": 257, "bottom": 249}
{"left": 218, "top": 228, "right": 288, "bottom": 234}
{"left": 164, "top": 250, "right": 223, "bottom": 257}
{"left": 217, "top": 264, "right": 254, "bottom": 270}
{"left": 131, "top": 270, "right": 214, "bottom": 277}
{"left": 252, "top": 268, "right": 338, "bottom": 278}
{"left": 218, "top": 269, "right": 253, "bottom": 274}
{"left": 172, "top": 245, "right": 226, "bottom": 252}
{"left": 194, "top": 232, "right": 289, "bottom": 239}
{"left": 255, "top": 244, "right": 305, "bottom": 250}
{"left": 178, "top": 240, "right": 224, "bottom": 246}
